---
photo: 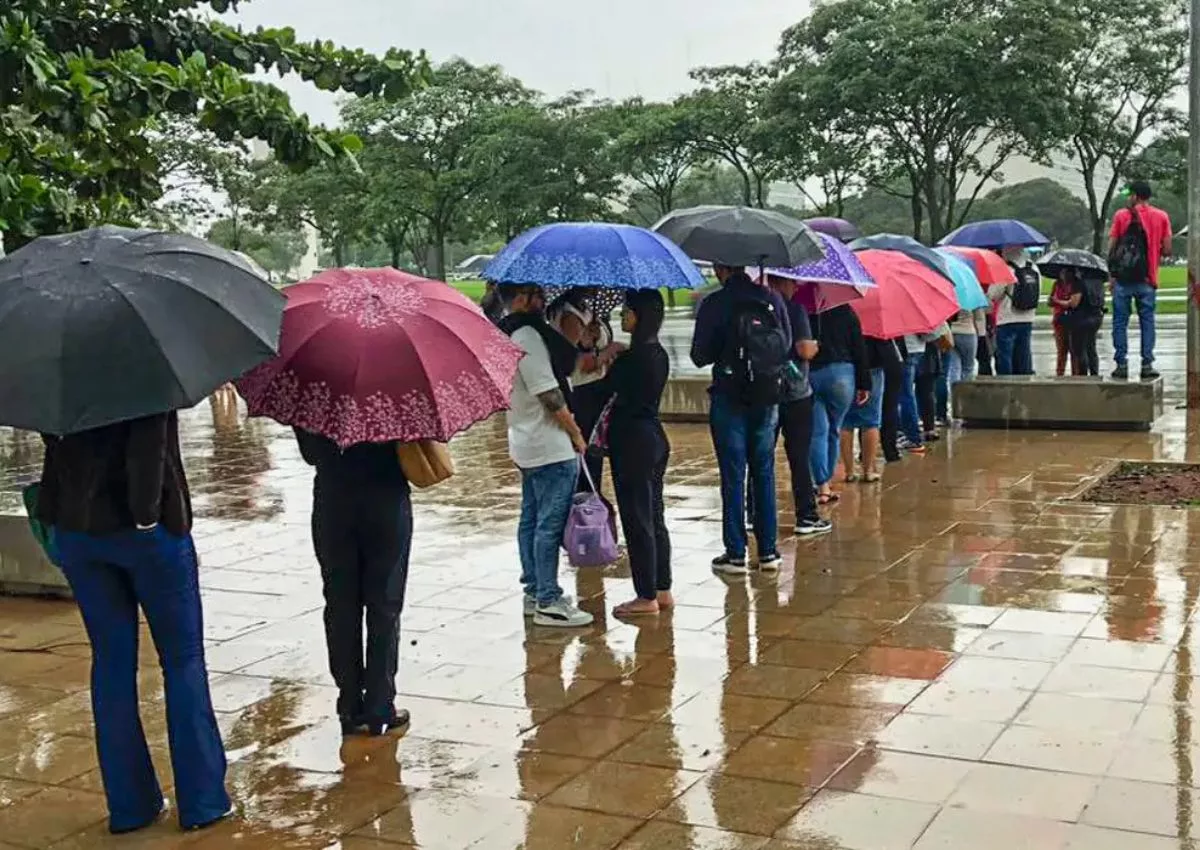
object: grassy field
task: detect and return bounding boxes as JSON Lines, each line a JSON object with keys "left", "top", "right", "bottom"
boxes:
{"left": 455, "top": 266, "right": 1193, "bottom": 315}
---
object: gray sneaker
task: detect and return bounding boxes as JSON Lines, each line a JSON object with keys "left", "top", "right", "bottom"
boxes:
{"left": 1111, "top": 364, "right": 1129, "bottom": 380}
{"left": 712, "top": 553, "right": 748, "bottom": 576}
{"left": 533, "top": 598, "right": 594, "bottom": 628}
{"left": 523, "top": 594, "right": 537, "bottom": 617}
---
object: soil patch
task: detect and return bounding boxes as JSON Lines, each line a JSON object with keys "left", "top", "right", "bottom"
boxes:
{"left": 1083, "top": 462, "right": 1200, "bottom": 507}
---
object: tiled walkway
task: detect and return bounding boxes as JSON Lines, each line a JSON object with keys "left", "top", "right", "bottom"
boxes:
{"left": 1, "top": 391, "right": 1200, "bottom": 848}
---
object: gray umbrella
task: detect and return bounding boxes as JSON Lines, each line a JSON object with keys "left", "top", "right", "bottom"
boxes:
{"left": 652, "top": 205, "right": 825, "bottom": 268}
{"left": 0, "top": 225, "right": 284, "bottom": 435}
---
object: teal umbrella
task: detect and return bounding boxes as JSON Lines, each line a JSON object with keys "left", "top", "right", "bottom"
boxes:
{"left": 934, "top": 248, "right": 990, "bottom": 311}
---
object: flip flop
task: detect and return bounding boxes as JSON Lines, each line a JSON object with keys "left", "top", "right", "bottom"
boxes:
{"left": 818, "top": 492, "right": 841, "bottom": 505}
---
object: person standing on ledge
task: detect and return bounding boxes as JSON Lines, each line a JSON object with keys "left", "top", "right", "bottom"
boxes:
{"left": 691, "top": 262, "right": 791, "bottom": 574}
{"left": 1108, "top": 180, "right": 1172, "bottom": 381}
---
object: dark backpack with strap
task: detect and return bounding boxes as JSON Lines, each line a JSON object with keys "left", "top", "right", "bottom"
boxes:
{"left": 1010, "top": 264, "right": 1042, "bottom": 311}
{"left": 727, "top": 298, "right": 789, "bottom": 408}
{"left": 1080, "top": 277, "right": 1106, "bottom": 312}
{"left": 1109, "top": 210, "right": 1150, "bottom": 283}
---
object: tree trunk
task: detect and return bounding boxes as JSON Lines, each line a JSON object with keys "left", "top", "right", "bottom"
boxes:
{"left": 333, "top": 240, "right": 345, "bottom": 267}
{"left": 910, "top": 192, "right": 924, "bottom": 242}
{"left": 390, "top": 244, "right": 402, "bottom": 269}
{"left": 432, "top": 233, "right": 447, "bottom": 282}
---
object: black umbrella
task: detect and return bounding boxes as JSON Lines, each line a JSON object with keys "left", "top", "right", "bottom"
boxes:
{"left": 652, "top": 205, "right": 825, "bottom": 268}
{"left": 1037, "top": 248, "right": 1108, "bottom": 282}
{"left": 848, "top": 233, "right": 958, "bottom": 282}
{"left": 0, "top": 226, "right": 284, "bottom": 435}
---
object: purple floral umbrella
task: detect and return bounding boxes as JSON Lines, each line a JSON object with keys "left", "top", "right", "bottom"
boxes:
{"left": 760, "top": 232, "right": 876, "bottom": 313}
{"left": 804, "top": 217, "right": 862, "bottom": 244}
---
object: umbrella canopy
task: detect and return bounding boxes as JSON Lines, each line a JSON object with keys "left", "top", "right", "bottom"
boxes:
{"left": 850, "top": 250, "right": 960, "bottom": 339}
{"left": 483, "top": 222, "right": 704, "bottom": 290}
{"left": 938, "top": 219, "right": 1050, "bottom": 248}
{"left": 653, "top": 205, "right": 825, "bottom": 268}
{"left": 804, "top": 216, "right": 862, "bottom": 243}
{"left": 236, "top": 268, "right": 522, "bottom": 448}
{"left": 763, "top": 232, "right": 874, "bottom": 313}
{"left": 939, "top": 246, "right": 1018, "bottom": 286}
{"left": 932, "top": 248, "right": 990, "bottom": 311}
{"left": 848, "top": 233, "right": 958, "bottom": 282}
{"left": 1037, "top": 248, "right": 1109, "bottom": 282}
{"left": 0, "top": 225, "right": 283, "bottom": 435}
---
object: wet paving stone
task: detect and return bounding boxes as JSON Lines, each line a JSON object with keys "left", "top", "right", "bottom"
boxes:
{"left": 2, "top": 386, "right": 1200, "bottom": 846}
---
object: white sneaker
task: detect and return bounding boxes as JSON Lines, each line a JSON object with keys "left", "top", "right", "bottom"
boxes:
{"left": 533, "top": 598, "right": 594, "bottom": 628}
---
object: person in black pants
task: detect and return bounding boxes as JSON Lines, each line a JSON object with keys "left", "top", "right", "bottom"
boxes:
{"left": 915, "top": 343, "right": 942, "bottom": 441}
{"left": 295, "top": 428, "right": 412, "bottom": 736}
{"left": 881, "top": 338, "right": 905, "bottom": 462}
{"left": 607, "top": 289, "right": 673, "bottom": 616}
{"left": 1064, "top": 271, "right": 1105, "bottom": 376}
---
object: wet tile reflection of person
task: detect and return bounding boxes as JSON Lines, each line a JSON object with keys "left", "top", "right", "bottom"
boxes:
{"left": 294, "top": 428, "right": 412, "bottom": 737}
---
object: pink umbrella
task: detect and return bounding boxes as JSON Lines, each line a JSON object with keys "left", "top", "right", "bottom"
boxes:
{"left": 235, "top": 268, "right": 523, "bottom": 447}
{"left": 851, "top": 250, "right": 959, "bottom": 339}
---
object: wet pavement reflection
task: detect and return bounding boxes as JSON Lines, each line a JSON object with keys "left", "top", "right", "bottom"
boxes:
{"left": 4, "top": 382, "right": 1200, "bottom": 847}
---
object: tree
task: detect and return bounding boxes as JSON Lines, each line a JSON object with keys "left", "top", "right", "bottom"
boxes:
{"left": 206, "top": 216, "right": 304, "bottom": 281}
{"left": 679, "top": 63, "right": 783, "bottom": 207}
{"left": 624, "top": 164, "right": 747, "bottom": 226}
{"left": 252, "top": 157, "right": 370, "bottom": 267}
{"left": 778, "top": 0, "right": 1081, "bottom": 240}
{"left": 967, "top": 179, "right": 1093, "bottom": 248}
{"left": 612, "top": 98, "right": 701, "bottom": 222}
{"left": 341, "top": 59, "right": 530, "bottom": 280}
{"left": 1, "top": 0, "right": 427, "bottom": 252}
{"left": 1055, "top": 0, "right": 1187, "bottom": 251}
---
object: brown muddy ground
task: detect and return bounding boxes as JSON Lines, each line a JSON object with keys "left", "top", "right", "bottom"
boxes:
{"left": 1084, "top": 461, "right": 1200, "bottom": 506}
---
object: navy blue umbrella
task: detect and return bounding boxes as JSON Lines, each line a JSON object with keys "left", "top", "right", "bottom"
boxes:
{"left": 938, "top": 219, "right": 1050, "bottom": 248}
{"left": 848, "top": 233, "right": 958, "bottom": 283}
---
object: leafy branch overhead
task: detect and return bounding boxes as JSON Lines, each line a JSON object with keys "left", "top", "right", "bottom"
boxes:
{"left": 0, "top": 0, "right": 429, "bottom": 249}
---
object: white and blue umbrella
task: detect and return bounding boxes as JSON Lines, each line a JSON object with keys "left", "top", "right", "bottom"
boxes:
{"left": 482, "top": 222, "right": 706, "bottom": 291}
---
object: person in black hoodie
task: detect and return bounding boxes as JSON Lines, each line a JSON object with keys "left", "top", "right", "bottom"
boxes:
{"left": 607, "top": 289, "right": 673, "bottom": 615}
{"left": 296, "top": 428, "right": 413, "bottom": 737}
{"left": 38, "top": 414, "right": 230, "bottom": 834}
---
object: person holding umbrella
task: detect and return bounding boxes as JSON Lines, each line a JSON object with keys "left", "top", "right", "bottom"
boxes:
{"left": 237, "top": 268, "right": 528, "bottom": 729}
{"left": 1, "top": 226, "right": 286, "bottom": 834}
{"left": 1039, "top": 249, "right": 1111, "bottom": 377}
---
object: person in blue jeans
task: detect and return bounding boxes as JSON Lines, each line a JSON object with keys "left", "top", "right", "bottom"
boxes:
{"left": 36, "top": 413, "right": 230, "bottom": 835}
{"left": 898, "top": 342, "right": 927, "bottom": 455}
{"left": 808, "top": 304, "right": 870, "bottom": 504}
{"left": 692, "top": 263, "right": 792, "bottom": 574}
{"left": 498, "top": 284, "right": 594, "bottom": 628}
{"left": 1112, "top": 283, "right": 1158, "bottom": 379}
{"left": 1109, "top": 181, "right": 1172, "bottom": 379}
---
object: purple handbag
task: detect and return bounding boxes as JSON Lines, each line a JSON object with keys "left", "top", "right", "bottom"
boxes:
{"left": 562, "top": 459, "right": 619, "bottom": 567}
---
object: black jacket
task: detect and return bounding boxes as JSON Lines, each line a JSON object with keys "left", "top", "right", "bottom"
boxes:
{"left": 37, "top": 413, "right": 192, "bottom": 536}
{"left": 810, "top": 305, "right": 872, "bottom": 393}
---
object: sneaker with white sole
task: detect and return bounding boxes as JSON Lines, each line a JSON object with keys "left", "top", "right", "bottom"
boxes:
{"left": 712, "top": 553, "right": 748, "bottom": 575}
{"left": 797, "top": 517, "right": 833, "bottom": 536}
{"left": 758, "top": 553, "right": 782, "bottom": 572}
{"left": 523, "top": 594, "right": 537, "bottom": 616}
{"left": 533, "top": 598, "right": 593, "bottom": 628}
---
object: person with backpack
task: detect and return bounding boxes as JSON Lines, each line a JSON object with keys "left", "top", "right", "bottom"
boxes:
{"left": 498, "top": 284, "right": 594, "bottom": 628}
{"left": 988, "top": 248, "right": 1040, "bottom": 375}
{"left": 1108, "top": 180, "right": 1173, "bottom": 380}
{"left": 809, "top": 304, "right": 871, "bottom": 504}
{"left": 1061, "top": 269, "right": 1107, "bottom": 376}
{"left": 691, "top": 263, "right": 792, "bottom": 574}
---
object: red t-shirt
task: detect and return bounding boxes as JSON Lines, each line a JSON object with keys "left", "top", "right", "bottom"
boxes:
{"left": 1109, "top": 203, "right": 1172, "bottom": 287}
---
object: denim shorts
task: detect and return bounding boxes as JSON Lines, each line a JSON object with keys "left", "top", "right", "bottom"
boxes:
{"left": 841, "top": 369, "right": 884, "bottom": 430}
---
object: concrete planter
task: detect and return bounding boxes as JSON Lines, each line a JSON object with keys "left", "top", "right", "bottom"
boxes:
{"left": 0, "top": 514, "right": 71, "bottom": 598}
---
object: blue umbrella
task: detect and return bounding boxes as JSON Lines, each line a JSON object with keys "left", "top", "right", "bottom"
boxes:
{"left": 933, "top": 248, "right": 990, "bottom": 311}
{"left": 482, "top": 222, "right": 705, "bottom": 290}
{"left": 848, "top": 233, "right": 958, "bottom": 282}
{"left": 938, "top": 219, "right": 1050, "bottom": 248}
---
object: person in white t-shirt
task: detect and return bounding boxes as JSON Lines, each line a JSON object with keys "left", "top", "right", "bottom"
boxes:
{"left": 497, "top": 284, "right": 594, "bottom": 628}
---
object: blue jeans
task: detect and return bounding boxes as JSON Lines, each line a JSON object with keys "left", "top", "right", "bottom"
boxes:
{"left": 937, "top": 332, "right": 978, "bottom": 419}
{"left": 900, "top": 353, "right": 924, "bottom": 445}
{"left": 995, "top": 323, "right": 1034, "bottom": 375}
{"left": 710, "top": 392, "right": 779, "bottom": 559}
{"left": 56, "top": 527, "right": 229, "bottom": 832}
{"left": 518, "top": 459, "right": 577, "bottom": 605}
{"left": 1112, "top": 281, "right": 1157, "bottom": 367}
{"left": 809, "top": 363, "right": 856, "bottom": 486}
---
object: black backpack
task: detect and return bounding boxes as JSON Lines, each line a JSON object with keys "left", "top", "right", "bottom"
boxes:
{"left": 1010, "top": 264, "right": 1041, "bottom": 311}
{"left": 1081, "top": 277, "right": 1106, "bottom": 312}
{"left": 727, "top": 299, "right": 789, "bottom": 407}
{"left": 1109, "top": 211, "right": 1150, "bottom": 282}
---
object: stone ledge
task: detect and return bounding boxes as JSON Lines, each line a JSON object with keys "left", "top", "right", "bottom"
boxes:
{"left": 953, "top": 376, "right": 1163, "bottom": 432}
{"left": 0, "top": 515, "right": 70, "bottom": 598}
{"left": 661, "top": 377, "right": 711, "bottom": 423}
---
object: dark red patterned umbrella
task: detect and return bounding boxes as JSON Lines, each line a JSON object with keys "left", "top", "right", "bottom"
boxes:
{"left": 235, "top": 268, "right": 522, "bottom": 447}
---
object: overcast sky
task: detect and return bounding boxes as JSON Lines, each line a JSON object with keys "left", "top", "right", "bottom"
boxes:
{"left": 231, "top": 0, "right": 812, "bottom": 125}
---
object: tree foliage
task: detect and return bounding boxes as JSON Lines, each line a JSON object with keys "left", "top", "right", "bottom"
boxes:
{"left": 0, "top": 0, "right": 427, "bottom": 251}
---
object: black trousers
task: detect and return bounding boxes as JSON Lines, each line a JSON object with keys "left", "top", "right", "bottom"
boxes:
{"left": 780, "top": 396, "right": 819, "bottom": 522}
{"left": 312, "top": 476, "right": 412, "bottom": 721}
{"left": 573, "top": 382, "right": 609, "bottom": 495}
{"left": 915, "top": 371, "right": 938, "bottom": 434}
{"left": 611, "top": 428, "right": 671, "bottom": 601}
{"left": 881, "top": 359, "right": 903, "bottom": 461}
{"left": 1069, "top": 315, "right": 1102, "bottom": 376}
{"left": 977, "top": 333, "right": 995, "bottom": 376}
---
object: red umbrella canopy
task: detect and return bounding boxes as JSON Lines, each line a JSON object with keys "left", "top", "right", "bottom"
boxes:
{"left": 851, "top": 250, "right": 960, "bottom": 339}
{"left": 939, "top": 246, "right": 1017, "bottom": 285}
{"left": 236, "top": 268, "right": 523, "bottom": 447}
